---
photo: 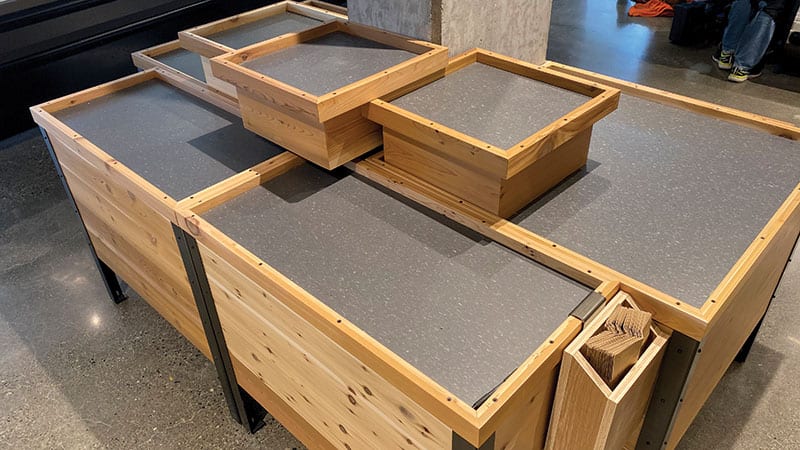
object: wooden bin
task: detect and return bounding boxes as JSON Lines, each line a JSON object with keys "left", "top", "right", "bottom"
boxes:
{"left": 29, "top": 68, "right": 300, "bottom": 362}
{"left": 175, "top": 160, "right": 619, "bottom": 449}
{"left": 131, "top": 40, "right": 236, "bottom": 103}
{"left": 178, "top": 1, "right": 341, "bottom": 97}
{"left": 546, "top": 292, "right": 670, "bottom": 450}
{"left": 366, "top": 49, "right": 620, "bottom": 217}
{"left": 211, "top": 20, "right": 448, "bottom": 169}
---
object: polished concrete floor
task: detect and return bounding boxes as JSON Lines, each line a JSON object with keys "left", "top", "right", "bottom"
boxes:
{"left": 2, "top": 1, "right": 800, "bottom": 449}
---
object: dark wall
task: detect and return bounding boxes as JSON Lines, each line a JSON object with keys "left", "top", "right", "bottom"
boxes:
{"left": 0, "top": 0, "right": 280, "bottom": 138}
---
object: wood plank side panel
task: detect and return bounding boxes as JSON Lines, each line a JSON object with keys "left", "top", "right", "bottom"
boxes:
{"left": 200, "top": 244, "right": 453, "bottom": 449}
{"left": 491, "top": 318, "right": 582, "bottom": 450}
{"left": 49, "top": 135, "right": 210, "bottom": 358}
{"left": 665, "top": 200, "right": 800, "bottom": 449}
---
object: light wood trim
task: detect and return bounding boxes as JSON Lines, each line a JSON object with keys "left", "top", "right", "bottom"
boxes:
{"left": 544, "top": 61, "right": 800, "bottom": 140}
{"left": 177, "top": 152, "right": 305, "bottom": 214}
{"left": 367, "top": 100, "right": 509, "bottom": 179}
{"left": 315, "top": 46, "right": 448, "bottom": 122}
{"left": 299, "top": 0, "right": 348, "bottom": 17}
{"left": 179, "top": 2, "right": 291, "bottom": 56}
{"left": 179, "top": 1, "right": 340, "bottom": 58}
{"left": 212, "top": 20, "right": 448, "bottom": 124}
{"left": 353, "top": 155, "right": 709, "bottom": 341}
{"left": 175, "top": 209, "right": 483, "bottom": 444}
{"left": 34, "top": 69, "right": 158, "bottom": 114}
{"left": 367, "top": 49, "right": 620, "bottom": 179}
{"left": 504, "top": 89, "right": 619, "bottom": 178}
{"left": 479, "top": 52, "right": 607, "bottom": 97}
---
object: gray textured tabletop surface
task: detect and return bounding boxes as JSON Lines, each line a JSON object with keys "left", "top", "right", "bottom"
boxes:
{"left": 53, "top": 80, "right": 284, "bottom": 200}
{"left": 203, "top": 165, "right": 591, "bottom": 405}
{"left": 391, "top": 62, "right": 590, "bottom": 149}
{"left": 242, "top": 32, "right": 417, "bottom": 96}
{"left": 514, "top": 95, "right": 800, "bottom": 307}
{"left": 153, "top": 47, "right": 206, "bottom": 82}
{"left": 208, "top": 11, "right": 323, "bottom": 50}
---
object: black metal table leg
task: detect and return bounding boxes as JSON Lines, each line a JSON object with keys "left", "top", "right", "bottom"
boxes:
{"left": 173, "top": 224, "right": 266, "bottom": 433}
{"left": 40, "top": 127, "right": 127, "bottom": 304}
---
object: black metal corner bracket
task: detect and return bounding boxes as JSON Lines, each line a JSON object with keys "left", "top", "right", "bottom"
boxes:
{"left": 172, "top": 224, "right": 266, "bottom": 433}
{"left": 452, "top": 431, "right": 495, "bottom": 450}
{"left": 40, "top": 127, "right": 127, "bottom": 304}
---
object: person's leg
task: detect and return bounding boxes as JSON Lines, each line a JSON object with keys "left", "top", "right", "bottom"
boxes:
{"left": 716, "top": 0, "right": 756, "bottom": 69}
{"left": 733, "top": 6, "right": 775, "bottom": 70}
{"left": 721, "top": 0, "right": 757, "bottom": 52}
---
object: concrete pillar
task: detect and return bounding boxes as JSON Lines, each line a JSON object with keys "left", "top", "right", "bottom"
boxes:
{"left": 347, "top": 0, "right": 552, "bottom": 64}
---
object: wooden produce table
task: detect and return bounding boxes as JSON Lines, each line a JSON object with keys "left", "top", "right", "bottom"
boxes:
{"left": 179, "top": 1, "right": 340, "bottom": 97}
{"left": 367, "top": 49, "right": 619, "bottom": 217}
{"left": 29, "top": 69, "right": 301, "bottom": 428}
{"left": 132, "top": 40, "right": 207, "bottom": 85}
{"left": 174, "top": 162, "right": 612, "bottom": 449}
{"left": 357, "top": 63, "right": 800, "bottom": 450}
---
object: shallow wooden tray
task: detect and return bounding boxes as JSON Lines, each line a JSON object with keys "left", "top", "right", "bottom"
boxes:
{"left": 211, "top": 20, "right": 448, "bottom": 169}
{"left": 367, "top": 49, "right": 620, "bottom": 217}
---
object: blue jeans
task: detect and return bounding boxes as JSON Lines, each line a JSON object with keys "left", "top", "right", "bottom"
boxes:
{"left": 721, "top": 0, "right": 775, "bottom": 70}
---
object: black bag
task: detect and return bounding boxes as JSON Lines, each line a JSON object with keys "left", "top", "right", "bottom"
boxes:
{"left": 670, "top": 2, "right": 709, "bottom": 45}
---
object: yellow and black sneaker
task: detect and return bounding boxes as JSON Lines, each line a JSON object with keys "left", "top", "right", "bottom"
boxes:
{"left": 728, "top": 66, "right": 762, "bottom": 83}
{"left": 713, "top": 50, "right": 733, "bottom": 70}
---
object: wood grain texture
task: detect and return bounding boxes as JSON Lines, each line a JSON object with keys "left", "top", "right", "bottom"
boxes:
{"left": 239, "top": 94, "right": 382, "bottom": 170}
{"left": 201, "top": 243, "right": 453, "bottom": 449}
{"left": 49, "top": 135, "right": 209, "bottom": 358}
{"left": 383, "top": 127, "right": 591, "bottom": 217}
{"left": 546, "top": 293, "right": 670, "bottom": 450}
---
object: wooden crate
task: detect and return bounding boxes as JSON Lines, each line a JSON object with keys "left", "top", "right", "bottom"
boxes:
{"left": 178, "top": 1, "right": 341, "bottom": 97}
{"left": 29, "top": 68, "right": 301, "bottom": 363}
{"left": 354, "top": 60, "right": 800, "bottom": 449}
{"left": 546, "top": 292, "right": 670, "bottom": 450}
{"left": 210, "top": 20, "right": 448, "bottom": 169}
{"left": 174, "top": 161, "right": 620, "bottom": 449}
{"left": 366, "top": 49, "right": 620, "bottom": 217}
{"left": 131, "top": 40, "right": 236, "bottom": 103}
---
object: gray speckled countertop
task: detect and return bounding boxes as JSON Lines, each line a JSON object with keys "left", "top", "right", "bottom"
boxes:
{"left": 153, "top": 48, "right": 206, "bottom": 82}
{"left": 53, "top": 79, "right": 283, "bottom": 200}
{"left": 242, "top": 32, "right": 417, "bottom": 96}
{"left": 514, "top": 95, "right": 800, "bottom": 307}
{"left": 391, "top": 62, "right": 590, "bottom": 148}
{"left": 203, "top": 165, "right": 590, "bottom": 405}
{"left": 208, "top": 11, "right": 323, "bottom": 50}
